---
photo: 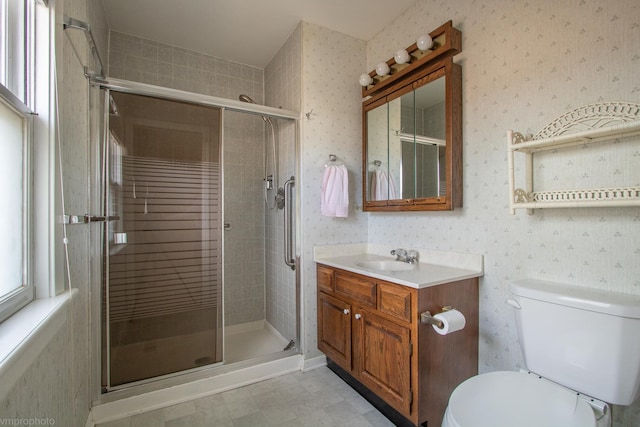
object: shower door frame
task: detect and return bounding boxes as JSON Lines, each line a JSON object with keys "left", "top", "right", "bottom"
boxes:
{"left": 88, "top": 77, "right": 301, "bottom": 402}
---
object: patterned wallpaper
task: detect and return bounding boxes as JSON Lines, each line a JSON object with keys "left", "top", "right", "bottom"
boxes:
{"left": 298, "top": 22, "right": 369, "bottom": 358}
{"left": 362, "top": 0, "right": 640, "bottom": 424}
{"left": 6, "top": 1, "right": 639, "bottom": 425}
{"left": 287, "top": 1, "right": 640, "bottom": 425}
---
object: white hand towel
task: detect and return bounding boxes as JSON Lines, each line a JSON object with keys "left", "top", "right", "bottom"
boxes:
{"left": 372, "top": 169, "right": 398, "bottom": 200}
{"left": 321, "top": 165, "right": 349, "bottom": 217}
{"left": 388, "top": 172, "right": 398, "bottom": 199}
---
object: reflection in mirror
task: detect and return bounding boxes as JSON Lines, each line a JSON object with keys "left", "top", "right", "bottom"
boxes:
{"left": 366, "top": 101, "right": 393, "bottom": 201}
{"left": 363, "top": 55, "right": 461, "bottom": 211}
{"left": 388, "top": 96, "right": 404, "bottom": 200}
{"left": 400, "top": 77, "right": 446, "bottom": 199}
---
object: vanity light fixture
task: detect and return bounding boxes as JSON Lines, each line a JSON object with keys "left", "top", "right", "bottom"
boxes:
{"left": 375, "top": 62, "right": 390, "bottom": 76}
{"left": 394, "top": 49, "right": 410, "bottom": 64}
{"left": 359, "top": 21, "right": 460, "bottom": 97}
{"left": 359, "top": 73, "right": 373, "bottom": 87}
{"left": 416, "top": 34, "right": 433, "bottom": 51}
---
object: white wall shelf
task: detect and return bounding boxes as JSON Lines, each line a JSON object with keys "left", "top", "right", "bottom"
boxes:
{"left": 507, "top": 102, "right": 640, "bottom": 214}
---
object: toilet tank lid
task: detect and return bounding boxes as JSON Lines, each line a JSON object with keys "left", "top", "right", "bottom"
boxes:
{"left": 511, "top": 279, "right": 640, "bottom": 319}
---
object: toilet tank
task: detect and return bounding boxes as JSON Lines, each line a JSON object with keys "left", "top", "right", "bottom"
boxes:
{"left": 510, "top": 279, "right": 640, "bottom": 405}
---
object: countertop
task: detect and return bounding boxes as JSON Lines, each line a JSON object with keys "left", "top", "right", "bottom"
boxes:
{"left": 313, "top": 243, "right": 483, "bottom": 289}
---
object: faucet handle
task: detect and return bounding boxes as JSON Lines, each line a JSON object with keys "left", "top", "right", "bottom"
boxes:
{"left": 391, "top": 248, "right": 408, "bottom": 262}
{"left": 407, "top": 250, "right": 419, "bottom": 263}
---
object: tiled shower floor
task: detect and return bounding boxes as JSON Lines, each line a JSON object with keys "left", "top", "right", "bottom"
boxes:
{"left": 96, "top": 366, "right": 393, "bottom": 427}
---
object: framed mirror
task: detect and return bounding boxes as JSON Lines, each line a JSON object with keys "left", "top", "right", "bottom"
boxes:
{"left": 363, "top": 57, "right": 461, "bottom": 211}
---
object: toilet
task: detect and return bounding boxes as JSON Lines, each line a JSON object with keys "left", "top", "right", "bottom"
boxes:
{"left": 443, "top": 278, "right": 640, "bottom": 427}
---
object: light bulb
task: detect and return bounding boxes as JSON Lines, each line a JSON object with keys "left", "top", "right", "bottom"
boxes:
{"left": 416, "top": 34, "right": 433, "bottom": 51}
{"left": 359, "top": 73, "right": 373, "bottom": 87}
{"left": 394, "top": 49, "right": 410, "bottom": 64}
{"left": 375, "top": 62, "right": 390, "bottom": 76}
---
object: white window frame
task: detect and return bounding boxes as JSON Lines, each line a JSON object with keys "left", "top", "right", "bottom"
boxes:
{"left": 0, "top": 0, "right": 35, "bottom": 323}
{"left": 0, "top": 0, "right": 72, "bottom": 403}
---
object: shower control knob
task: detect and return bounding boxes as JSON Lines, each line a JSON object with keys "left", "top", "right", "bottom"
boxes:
{"left": 355, "top": 313, "right": 362, "bottom": 320}
{"left": 343, "top": 309, "right": 350, "bottom": 315}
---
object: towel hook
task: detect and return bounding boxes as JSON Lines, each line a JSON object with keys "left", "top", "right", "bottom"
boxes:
{"left": 305, "top": 109, "right": 314, "bottom": 120}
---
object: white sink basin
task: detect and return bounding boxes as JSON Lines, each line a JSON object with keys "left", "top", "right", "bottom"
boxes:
{"left": 356, "top": 260, "right": 416, "bottom": 272}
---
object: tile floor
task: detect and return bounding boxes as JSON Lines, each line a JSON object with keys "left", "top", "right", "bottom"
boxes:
{"left": 96, "top": 366, "right": 395, "bottom": 427}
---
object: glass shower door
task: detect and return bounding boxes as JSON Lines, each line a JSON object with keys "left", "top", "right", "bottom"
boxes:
{"left": 102, "top": 91, "right": 223, "bottom": 388}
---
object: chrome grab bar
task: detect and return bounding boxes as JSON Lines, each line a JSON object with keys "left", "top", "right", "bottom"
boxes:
{"left": 283, "top": 176, "right": 295, "bottom": 270}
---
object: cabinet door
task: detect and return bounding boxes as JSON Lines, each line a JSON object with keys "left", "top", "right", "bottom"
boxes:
{"left": 318, "top": 292, "right": 352, "bottom": 370}
{"left": 354, "top": 309, "right": 412, "bottom": 416}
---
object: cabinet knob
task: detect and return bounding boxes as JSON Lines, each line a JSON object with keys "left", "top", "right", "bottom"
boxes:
{"left": 343, "top": 309, "right": 350, "bottom": 315}
{"left": 355, "top": 313, "right": 362, "bottom": 320}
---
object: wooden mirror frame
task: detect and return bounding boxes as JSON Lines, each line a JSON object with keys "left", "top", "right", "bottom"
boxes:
{"left": 363, "top": 56, "right": 462, "bottom": 212}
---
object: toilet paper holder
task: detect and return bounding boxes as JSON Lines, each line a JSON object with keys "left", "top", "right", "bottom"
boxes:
{"left": 420, "top": 306, "right": 453, "bottom": 329}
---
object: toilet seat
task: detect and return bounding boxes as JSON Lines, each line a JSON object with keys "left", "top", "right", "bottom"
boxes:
{"left": 443, "top": 371, "right": 596, "bottom": 427}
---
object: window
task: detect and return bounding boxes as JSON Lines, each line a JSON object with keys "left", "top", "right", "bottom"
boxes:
{"left": 0, "top": 0, "right": 35, "bottom": 322}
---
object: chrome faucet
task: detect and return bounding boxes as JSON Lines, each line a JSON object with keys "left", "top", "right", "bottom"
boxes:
{"left": 391, "top": 248, "right": 420, "bottom": 264}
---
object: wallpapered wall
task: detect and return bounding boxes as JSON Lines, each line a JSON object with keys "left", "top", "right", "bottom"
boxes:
{"left": 297, "top": 22, "right": 369, "bottom": 359}
{"left": 293, "top": 1, "right": 640, "bottom": 425}
{"left": 363, "top": 0, "right": 640, "bottom": 424}
{"left": 4, "top": 0, "right": 638, "bottom": 425}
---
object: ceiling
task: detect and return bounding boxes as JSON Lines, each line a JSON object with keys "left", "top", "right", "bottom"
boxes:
{"left": 102, "top": 0, "right": 418, "bottom": 68}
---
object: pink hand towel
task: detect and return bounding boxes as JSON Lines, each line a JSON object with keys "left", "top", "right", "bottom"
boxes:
{"left": 321, "top": 165, "right": 349, "bottom": 217}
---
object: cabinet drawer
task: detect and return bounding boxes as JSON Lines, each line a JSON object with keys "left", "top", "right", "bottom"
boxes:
{"left": 317, "top": 265, "right": 334, "bottom": 293}
{"left": 335, "top": 271, "right": 376, "bottom": 307}
{"left": 378, "top": 282, "right": 413, "bottom": 323}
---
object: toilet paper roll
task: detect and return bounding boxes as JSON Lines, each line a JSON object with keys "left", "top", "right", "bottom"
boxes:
{"left": 432, "top": 309, "right": 466, "bottom": 335}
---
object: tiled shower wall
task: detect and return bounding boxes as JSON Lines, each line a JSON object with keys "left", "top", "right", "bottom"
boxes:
{"left": 264, "top": 25, "right": 302, "bottom": 342}
{"left": 108, "top": 31, "right": 267, "bottom": 326}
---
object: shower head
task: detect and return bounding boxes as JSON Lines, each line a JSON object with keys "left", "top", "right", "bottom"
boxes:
{"left": 239, "top": 94, "right": 256, "bottom": 104}
{"left": 239, "top": 94, "right": 272, "bottom": 125}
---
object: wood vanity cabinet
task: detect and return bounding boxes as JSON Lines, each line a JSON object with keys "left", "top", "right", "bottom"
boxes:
{"left": 317, "top": 264, "right": 479, "bottom": 427}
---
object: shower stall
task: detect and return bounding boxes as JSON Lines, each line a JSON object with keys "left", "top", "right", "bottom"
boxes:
{"left": 88, "top": 79, "right": 299, "bottom": 394}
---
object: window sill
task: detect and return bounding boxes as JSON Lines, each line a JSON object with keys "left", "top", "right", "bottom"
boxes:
{"left": 0, "top": 288, "right": 78, "bottom": 401}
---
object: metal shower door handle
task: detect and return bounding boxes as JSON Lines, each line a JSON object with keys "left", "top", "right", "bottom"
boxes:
{"left": 283, "top": 176, "right": 295, "bottom": 270}
{"left": 63, "top": 214, "right": 120, "bottom": 224}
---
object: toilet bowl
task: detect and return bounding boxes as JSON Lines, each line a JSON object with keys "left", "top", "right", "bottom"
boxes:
{"left": 442, "top": 371, "right": 608, "bottom": 427}
{"left": 442, "top": 279, "right": 640, "bottom": 427}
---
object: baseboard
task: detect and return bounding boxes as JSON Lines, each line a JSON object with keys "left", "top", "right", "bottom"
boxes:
{"left": 85, "top": 412, "right": 94, "bottom": 427}
{"left": 90, "top": 354, "right": 303, "bottom": 425}
{"left": 301, "top": 354, "right": 326, "bottom": 372}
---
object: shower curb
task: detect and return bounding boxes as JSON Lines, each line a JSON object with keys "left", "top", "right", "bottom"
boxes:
{"left": 88, "top": 354, "right": 303, "bottom": 426}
